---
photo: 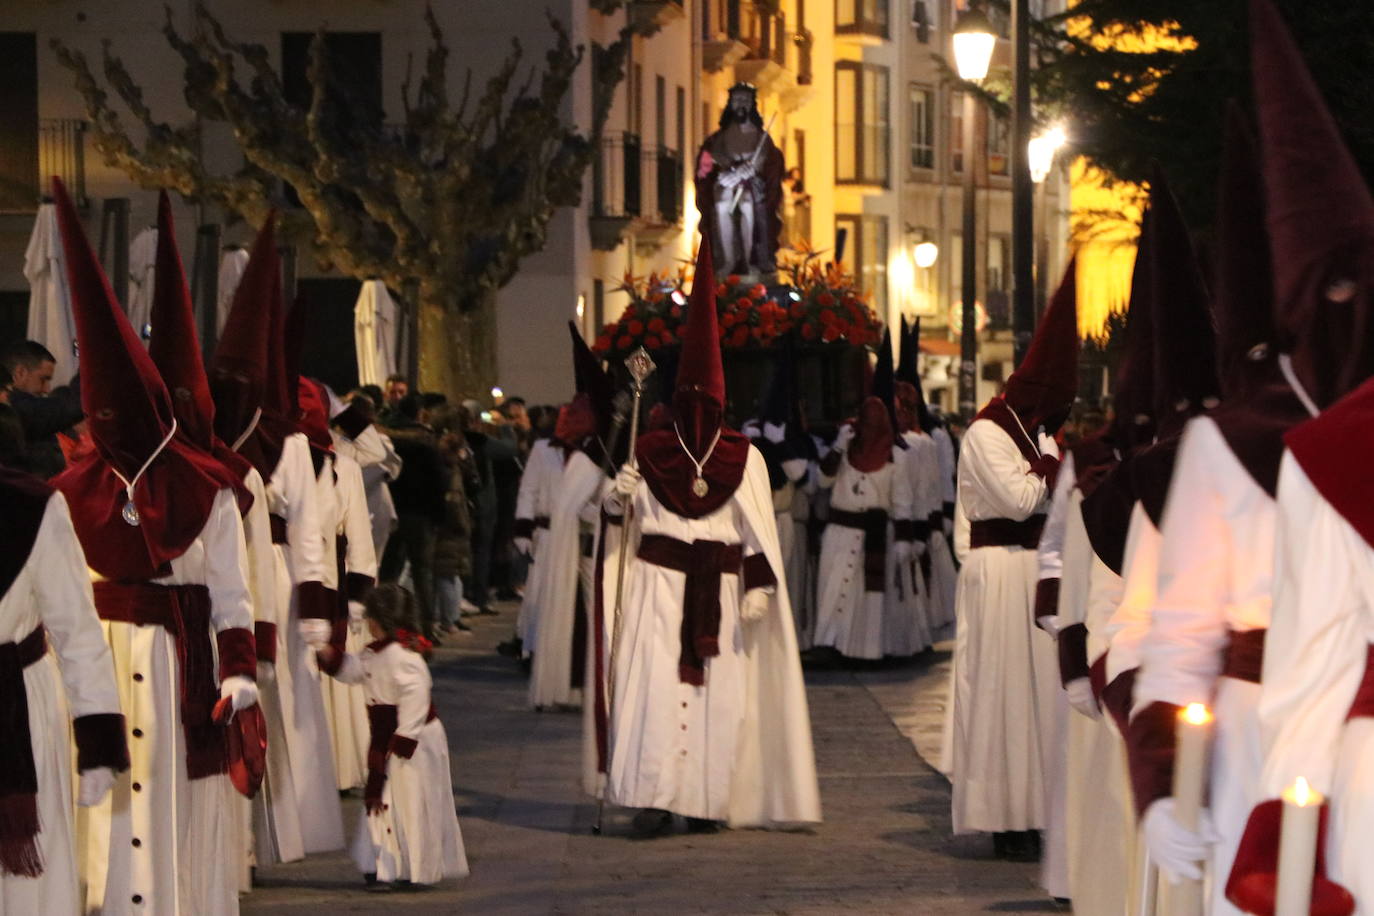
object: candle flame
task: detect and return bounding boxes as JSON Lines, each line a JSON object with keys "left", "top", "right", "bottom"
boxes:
{"left": 1181, "top": 703, "right": 1212, "bottom": 726}
{"left": 1293, "top": 777, "right": 1316, "bottom": 807}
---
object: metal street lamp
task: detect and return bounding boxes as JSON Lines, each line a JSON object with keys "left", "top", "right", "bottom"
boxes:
{"left": 952, "top": 6, "right": 995, "bottom": 419}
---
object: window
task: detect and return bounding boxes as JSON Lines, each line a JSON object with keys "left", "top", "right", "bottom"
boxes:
{"left": 836, "top": 62, "right": 890, "bottom": 186}
{"left": 988, "top": 112, "right": 1010, "bottom": 176}
{"left": 655, "top": 76, "right": 666, "bottom": 148}
{"left": 0, "top": 33, "right": 38, "bottom": 210}
{"left": 911, "top": 0, "right": 932, "bottom": 43}
{"left": 986, "top": 235, "right": 1010, "bottom": 327}
{"left": 908, "top": 84, "right": 934, "bottom": 171}
{"left": 950, "top": 90, "right": 965, "bottom": 174}
{"left": 675, "top": 86, "right": 685, "bottom": 154}
{"left": 837, "top": 0, "right": 889, "bottom": 38}
{"left": 631, "top": 64, "right": 643, "bottom": 136}
{"left": 835, "top": 214, "right": 889, "bottom": 314}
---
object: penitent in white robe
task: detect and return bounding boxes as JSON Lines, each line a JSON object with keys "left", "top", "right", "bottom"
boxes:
{"left": 528, "top": 450, "right": 606, "bottom": 709}
{"left": 605, "top": 446, "right": 821, "bottom": 826}
{"left": 80, "top": 488, "right": 253, "bottom": 916}
{"left": 0, "top": 492, "right": 122, "bottom": 915}
{"left": 333, "top": 424, "right": 402, "bottom": 562}
{"left": 340, "top": 642, "right": 468, "bottom": 885}
{"left": 1257, "top": 452, "right": 1374, "bottom": 911}
{"left": 515, "top": 439, "right": 568, "bottom": 654}
{"left": 1133, "top": 417, "right": 1284, "bottom": 916}
{"left": 261, "top": 434, "right": 345, "bottom": 858}
{"left": 949, "top": 417, "right": 1060, "bottom": 834}
{"left": 321, "top": 454, "right": 379, "bottom": 791}
{"left": 813, "top": 447, "right": 916, "bottom": 660}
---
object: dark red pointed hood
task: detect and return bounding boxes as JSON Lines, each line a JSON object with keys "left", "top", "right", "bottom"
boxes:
{"left": 869, "top": 328, "right": 906, "bottom": 450}
{"left": 49, "top": 177, "right": 224, "bottom": 580}
{"left": 636, "top": 240, "right": 750, "bottom": 518}
{"left": 1146, "top": 166, "right": 1219, "bottom": 439}
{"left": 147, "top": 192, "right": 254, "bottom": 511}
{"left": 1002, "top": 257, "right": 1079, "bottom": 435}
{"left": 1251, "top": 0, "right": 1374, "bottom": 408}
{"left": 849, "top": 395, "right": 895, "bottom": 473}
{"left": 569, "top": 320, "right": 615, "bottom": 439}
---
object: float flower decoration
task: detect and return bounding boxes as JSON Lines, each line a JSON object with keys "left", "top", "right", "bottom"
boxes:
{"left": 780, "top": 249, "right": 884, "bottom": 347}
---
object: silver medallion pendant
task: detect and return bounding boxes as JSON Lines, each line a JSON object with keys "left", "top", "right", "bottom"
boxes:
{"left": 122, "top": 499, "right": 141, "bottom": 527}
{"left": 692, "top": 476, "right": 709, "bottom": 498}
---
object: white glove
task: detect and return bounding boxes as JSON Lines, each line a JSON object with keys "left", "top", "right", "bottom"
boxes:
{"left": 762, "top": 421, "right": 786, "bottom": 444}
{"left": 1036, "top": 615, "right": 1061, "bottom": 637}
{"left": 219, "top": 674, "right": 259, "bottom": 712}
{"left": 741, "top": 419, "right": 762, "bottom": 439}
{"left": 1143, "top": 798, "right": 1219, "bottom": 883}
{"left": 1065, "top": 677, "right": 1101, "bottom": 720}
{"left": 256, "top": 660, "right": 276, "bottom": 686}
{"left": 782, "top": 458, "right": 809, "bottom": 483}
{"left": 832, "top": 423, "right": 856, "bottom": 453}
{"left": 741, "top": 588, "right": 770, "bottom": 622}
{"left": 298, "top": 618, "right": 331, "bottom": 650}
{"left": 614, "top": 463, "right": 642, "bottom": 499}
{"left": 1037, "top": 429, "right": 1060, "bottom": 459}
{"left": 892, "top": 540, "right": 913, "bottom": 563}
{"left": 348, "top": 600, "right": 366, "bottom": 623}
{"left": 514, "top": 537, "right": 533, "bottom": 557}
{"left": 77, "top": 766, "right": 116, "bottom": 807}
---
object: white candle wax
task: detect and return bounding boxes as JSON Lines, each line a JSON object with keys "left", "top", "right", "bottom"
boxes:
{"left": 1171, "top": 703, "right": 1214, "bottom": 916}
{"left": 1275, "top": 777, "right": 1323, "bottom": 916}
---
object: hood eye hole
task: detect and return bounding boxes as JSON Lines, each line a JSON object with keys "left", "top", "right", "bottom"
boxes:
{"left": 96, "top": 407, "right": 115, "bottom": 420}
{"left": 1246, "top": 343, "right": 1270, "bottom": 362}
{"left": 1326, "top": 278, "right": 1358, "bottom": 303}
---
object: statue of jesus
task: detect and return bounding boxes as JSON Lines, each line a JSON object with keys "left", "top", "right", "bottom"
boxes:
{"left": 695, "top": 83, "right": 784, "bottom": 280}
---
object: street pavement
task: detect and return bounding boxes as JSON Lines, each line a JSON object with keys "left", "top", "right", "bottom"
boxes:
{"left": 244, "top": 605, "right": 1060, "bottom": 914}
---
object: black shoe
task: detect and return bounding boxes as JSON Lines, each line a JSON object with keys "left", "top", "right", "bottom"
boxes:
{"left": 1002, "top": 830, "right": 1042, "bottom": 863}
{"left": 477, "top": 606, "right": 499, "bottom": 616}
{"left": 495, "top": 587, "right": 520, "bottom": 601}
{"left": 454, "top": 619, "right": 473, "bottom": 632}
{"left": 685, "top": 817, "right": 720, "bottom": 834}
{"left": 497, "top": 637, "right": 522, "bottom": 657}
{"left": 992, "top": 831, "right": 1011, "bottom": 859}
{"left": 630, "top": 808, "right": 673, "bottom": 838}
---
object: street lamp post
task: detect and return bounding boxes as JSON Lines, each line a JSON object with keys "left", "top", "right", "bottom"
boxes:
{"left": 1028, "top": 126, "right": 1066, "bottom": 321}
{"left": 952, "top": 7, "right": 995, "bottom": 420}
{"left": 1011, "top": 0, "right": 1034, "bottom": 366}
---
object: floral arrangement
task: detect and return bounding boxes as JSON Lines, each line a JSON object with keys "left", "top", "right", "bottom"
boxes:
{"left": 592, "top": 246, "right": 883, "bottom": 360}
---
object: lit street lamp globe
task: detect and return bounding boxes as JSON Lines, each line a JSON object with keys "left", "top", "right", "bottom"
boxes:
{"left": 952, "top": 8, "right": 997, "bottom": 83}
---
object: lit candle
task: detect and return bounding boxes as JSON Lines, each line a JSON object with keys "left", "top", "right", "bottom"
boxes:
{"left": 1171, "top": 703, "right": 1214, "bottom": 916}
{"left": 1275, "top": 777, "right": 1323, "bottom": 916}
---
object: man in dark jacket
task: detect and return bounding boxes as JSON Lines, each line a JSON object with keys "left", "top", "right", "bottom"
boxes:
{"left": 378, "top": 392, "right": 448, "bottom": 640}
{"left": 1, "top": 340, "right": 83, "bottom": 478}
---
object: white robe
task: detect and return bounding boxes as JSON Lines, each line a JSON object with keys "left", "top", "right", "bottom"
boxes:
{"left": 813, "top": 447, "right": 916, "bottom": 660}
{"left": 23, "top": 203, "right": 76, "bottom": 384}
{"left": 215, "top": 248, "right": 249, "bottom": 337}
{"left": 80, "top": 488, "right": 253, "bottom": 916}
{"left": 0, "top": 492, "right": 121, "bottom": 915}
{"left": 1258, "top": 453, "right": 1374, "bottom": 911}
{"left": 605, "top": 446, "right": 821, "bottom": 826}
{"left": 321, "top": 455, "right": 379, "bottom": 791}
{"left": 515, "top": 440, "right": 568, "bottom": 654}
{"left": 332, "top": 425, "right": 402, "bottom": 562}
{"left": 339, "top": 643, "right": 468, "bottom": 884}
{"left": 352, "top": 280, "right": 400, "bottom": 388}
{"left": 126, "top": 227, "right": 157, "bottom": 345}
{"left": 1133, "top": 417, "right": 1277, "bottom": 916}
{"left": 261, "top": 435, "right": 346, "bottom": 857}
{"left": 949, "top": 417, "right": 1059, "bottom": 834}
{"left": 527, "top": 450, "right": 605, "bottom": 709}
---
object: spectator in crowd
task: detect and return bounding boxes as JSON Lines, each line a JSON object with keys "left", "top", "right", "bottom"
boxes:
{"left": 429, "top": 404, "right": 477, "bottom": 635}
{"left": 458, "top": 400, "right": 503, "bottom": 617}
{"left": 488, "top": 396, "right": 531, "bottom": 600}
{"left": 378, "top": 374, "right": 409, "bottom": 426}
{"left": 1, "top": 340, "right": 83, "bottom": 478}
{"left": 360, "top": 384, "right": 385, "bottom": 411}
{"left": 378, "top": 392, "right": 448, "bottom": 641}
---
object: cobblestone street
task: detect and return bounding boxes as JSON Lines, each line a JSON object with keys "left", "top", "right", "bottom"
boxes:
{"left": 244, "top": 606, "right": 1059, "bottom": 914}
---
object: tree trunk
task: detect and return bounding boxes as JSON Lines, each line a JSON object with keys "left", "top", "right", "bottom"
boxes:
{"left": 417, "top": 291, "right": 498, "bottom": 400}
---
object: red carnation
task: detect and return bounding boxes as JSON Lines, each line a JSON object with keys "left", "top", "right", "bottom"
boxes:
{"left": 821, "top": 323, "right": 842, "bottom": 343}
{"left": 817, "top": 292, "right": 836, "bottom": 307}
{"left": 628, "top": 319, "right": 645, "bottom": 335}
{"left": 716, "top": 283, "right": 729, "bottom": 298}
{"left": 751, "top": 326, "right": 766, "bottom": 341}
{"left": 789, "top": 302, "right": 805, "bottom": 319}
{"left": 750, "top": 283, "right": 767, "bottom": 300}
{"left": 722, "top": 312, "right": 737, "bottom": 328}
{"left": 726, "top": 274, "right": 742, "bottom": 287}
{"left": 594, "top": 335, "right": 612, "bottom": 352}
{"left": 670, "top": 305, "right": 683, "bottom": 319}
{"left": 736, "top": 297, "right": 752, "bottom": 310}
{"left": 801, "top": 323, "right": 818, "bottom": 340}
{"left": 729, "top": 326, "right": 750, "bottom": 347}
{"left": 645, "top": 335, "right": 662, "bottom": 350}
{"left": 617, "top": 334, "right": 633, "bottom": 350}
{"left": 648, "top": 317, "right": 666, "bottom": 333}
{"left": 624, "top": 304, "right": 638, "bottom": 318}
{"left": 660, "top": 329, "right": 675, "bottom": 345}
{"left": 819, "top": 308, "right": 837, "bottom": 325}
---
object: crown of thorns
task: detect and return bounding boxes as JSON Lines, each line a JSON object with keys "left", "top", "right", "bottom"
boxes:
{"left": 728, "top": 82, "right": 758, "bottom": 98}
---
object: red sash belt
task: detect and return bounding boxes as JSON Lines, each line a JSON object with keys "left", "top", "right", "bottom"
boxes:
{"left": 268, "top": 513, "right": 287, "bottom": 544}
{"left": 513, "top": 516, "right": 553, "bottom": 539}
{"left": 0, "top": 626, "right": 48, "bottom": 877}
{"left": 93, "top": 581, "right": 227, "bottom": 779}
{"left": 638, "top": 533, "right": 744, "bottom": 687}
{"left": 1346, "top": 646, "right": 1374, "bottom": 720}
{"left": 970, "top": 515, "right": 1046, "bottom": 550}
{"left": 827, "top": 507, "right": 890, "bottom": 592}
{"left": 363, "top": 701, "right": 438, "bottom": 813}
{"left": 1222, "top": 628, "right": 1267, "bottom": 684}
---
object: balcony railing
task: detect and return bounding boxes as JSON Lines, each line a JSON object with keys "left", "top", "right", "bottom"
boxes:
{"left": 593, "top": 132, "right": 643, "bottom": 219}
{"left": 648, "top": 147, "right": 683, "bottom": 225}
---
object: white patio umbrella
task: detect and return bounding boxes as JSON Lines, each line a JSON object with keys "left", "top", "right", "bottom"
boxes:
{"left": 215, "top": 246, "right": 250, "bottom": 336}
{"left": 23, "top": 202, "right": 77, "bottom": 384}
{"left": 353, "top": 279, "right": 399, "bottom": 386}
{"left": 126, "top": 225, "right": 157, "bottom": 345}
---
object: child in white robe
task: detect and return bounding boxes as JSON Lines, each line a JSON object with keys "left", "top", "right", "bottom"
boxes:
{"left": 329, "top": 584, "right": 468, "bottom": 889}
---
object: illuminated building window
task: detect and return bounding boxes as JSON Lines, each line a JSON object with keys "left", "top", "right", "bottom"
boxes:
{"left": 837, "top": 0, "right": 889, "bottom": 39}
{"left": 836, "top": 62, "right": 890, "bottom": 186}
{"left": 908, "top": 84, "right": 935, "bottom": 171}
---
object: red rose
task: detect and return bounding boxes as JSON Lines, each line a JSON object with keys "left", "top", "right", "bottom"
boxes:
{"left": 819, "top": 308, "right": 837, "bottom": 325}
{"left": 645, "top": 335, "right": 662, "bottom": 350}
{"left": 736, "top": 297, "right": 752, "bottom": 310}
{"left": 729, "top": 326, "right": 750, "bottom": 347}
{"left": 660, "top": 329, "right": 675, "bottom": 344}
{"left": 722, "top": 312, "right": 737, "bottom": 328}
{"left": 670, "top": 305, "right": 683, "bottom": 319}
{"left": 727, "top": 274, "right": 742, "bottom": 287}
{"left": 801, "top": 323, "right": 818, "bottom": 340}
{"left": 751, "top": 326, "right": 766, "bottom": 341}
{"left": 789, "top": 302, "right": 805, "bottom": 319}
{"left": 617, "top": 334, "right": 633, "bottom": 350}
{"left": 624, "top": 304, "right": 637, "bottom": 318}
{"left": 603, "top": 322, "right": 618, "bottom": 335}
{"left": 594, "top": 335, "right": 612, "bottom": 352}
{"left": 821, "top": 324, "right": 842, "bottom": 343}
{"left": 818, "top": 292, "right": 836, "bottom": 307}
{"left": 750, "top": 284, "right": 767, "bottom": 300}
{"left": 628, "top": 320, "right": 644, "bottom": 335}
{"left": 648, "top": 317, "right": 665, "bottom": 333}
{"left": 716, "top": 283, "right": 729, "bottom": 298}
